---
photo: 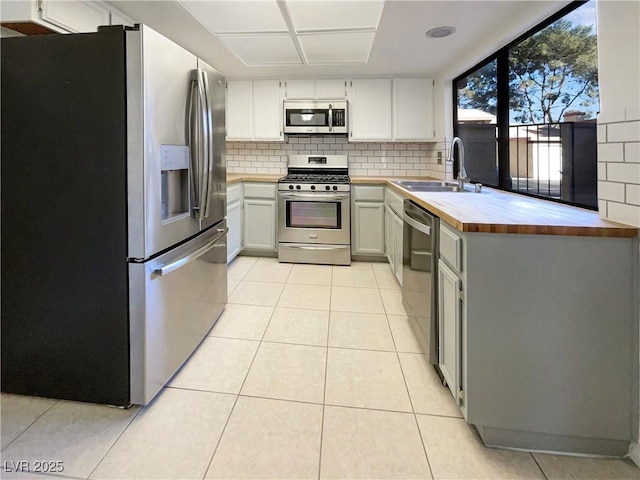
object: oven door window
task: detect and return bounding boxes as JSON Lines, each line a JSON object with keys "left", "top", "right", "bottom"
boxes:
{"left": 286, "top": 201, "right": 341, "bottom": 229}
{"left": 285, "top": 109, "right": 329, "bottom": 127}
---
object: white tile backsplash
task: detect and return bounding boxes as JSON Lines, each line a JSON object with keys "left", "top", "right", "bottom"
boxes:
{"left": 625, "top": 143, "right": 640, "bottom": 163}
{"left": 598, "top": 113, "right": 640, "bottom": 227}
{"left": 598, "top": 181, "right": 626, "bottom": 202}
{"left": 626, "top": 184, "right": 640, "bottom": 206}
{"left": 226, "top": 137, "right": 447, "bottom": 180}
{"left": 597, "top": 142, "right": 624, "bottom": 162}
{"left": 607, "top": 163, "right": 640, "bottom": 183}
{"left": 606, "top": 201, "right": 640, "bottom": 226}
{"left": 607, "top": 121, "right": 640, "bottom": 143}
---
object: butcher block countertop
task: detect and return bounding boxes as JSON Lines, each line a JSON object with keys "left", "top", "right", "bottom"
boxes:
{"left": 227, "top": 173, "right": 281, "bottom": 184}
{"left": 385, "top": 182, "right": 637, "bottom": 238}
{"left": 227, "top": 173, "right": 638, "bottom": 237}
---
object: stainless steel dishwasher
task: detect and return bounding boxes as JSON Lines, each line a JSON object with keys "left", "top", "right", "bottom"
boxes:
{"left": 401, "top": 199, "right": 439, "bottom": 365}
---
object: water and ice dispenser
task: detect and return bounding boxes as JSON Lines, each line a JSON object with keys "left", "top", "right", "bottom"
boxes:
{"left": 160, "top": 145, "right": 190, "bottom": 221}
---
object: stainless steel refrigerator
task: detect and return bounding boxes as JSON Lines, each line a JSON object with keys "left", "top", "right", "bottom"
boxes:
{"left": 1, "top": 25, "right": 227, "bottom": 406}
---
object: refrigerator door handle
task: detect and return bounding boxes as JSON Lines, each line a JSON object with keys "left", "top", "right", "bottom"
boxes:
{"left": 188, "top": 68, "right": 209, "bottom": 221}
{"left": 153, "top": 227, "right": 227, "bottom": 276}
{"left": 188, "top": 74, "right": 201, "bottom": 218}
{"left": 195, "top": 68, "right": 209, "bottom": 221}
{"left": 200, "top": 69, "right": 214, "bottom": 219}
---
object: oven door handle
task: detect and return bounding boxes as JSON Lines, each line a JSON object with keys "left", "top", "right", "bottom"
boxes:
{"left": 279, "top": 192, "right": 349, "bottom": 201}
{"left": 285, "top": 245, "right": 350, "bottom": 251}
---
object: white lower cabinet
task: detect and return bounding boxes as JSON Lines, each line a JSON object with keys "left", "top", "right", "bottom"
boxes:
{"left": 226, "top": 183, "right": 242, "bottom": 263}
{"left": 384, "top": 187, "right": 405, "bottom": 284}
{"left": 384, "top": 204, "right": 403, "bottom": 285}
{"left": 392, "top": 209, "right": 403, "bottom": 284}
{"left": 438, "top": 259, "right": 462, "bottom": 402}
{"left": 385, "top": 205, "right": 394, "bottom": 266}
{"left": 351, "top": 185, "right": 385, "bottom": 256}
{"left": 242, "top": 183, "right": 277, "bottom": 252}
{"left": 438, "top": 221, "right": 464, "bottom": 409}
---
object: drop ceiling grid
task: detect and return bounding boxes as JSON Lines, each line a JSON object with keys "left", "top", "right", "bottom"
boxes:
{"left": 179, "top": 0, "right": 385, "bottom": 66}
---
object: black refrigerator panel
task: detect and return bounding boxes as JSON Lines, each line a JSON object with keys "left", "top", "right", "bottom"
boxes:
{"left": 1, "top": 27, "right": 131, "bottom": 405}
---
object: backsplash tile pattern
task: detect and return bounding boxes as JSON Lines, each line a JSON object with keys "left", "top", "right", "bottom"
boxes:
{"left": 597, "top": 109, "right": 640, "bottom": 227}
{"left": 226, "top": 137, "right": 452, "bottom": 180}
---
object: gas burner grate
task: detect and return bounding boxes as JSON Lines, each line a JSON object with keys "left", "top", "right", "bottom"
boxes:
{"left": 279, "top": 173, "right": 350, "bottom": 184}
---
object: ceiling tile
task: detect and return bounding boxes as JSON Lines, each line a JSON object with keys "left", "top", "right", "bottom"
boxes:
{"left": 285, "top": 0, "right": 384, "bottom": 32}
{"left": 219, "top": 35, "right": 302, "bottom": 65}
{"left": 180, "top": 0, "right": 287, "bottom": 34}
{"left": 299, "top": 32, "right": 376, "bottom": 64}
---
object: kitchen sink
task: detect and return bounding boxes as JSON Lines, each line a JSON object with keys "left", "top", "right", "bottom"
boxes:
{"left": 392, "top": 180, "right": 467, "bottom": 192}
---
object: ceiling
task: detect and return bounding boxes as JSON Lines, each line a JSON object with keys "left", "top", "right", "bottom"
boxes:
{"left": 106, "top": 0, "right": 572, "bottom": 80}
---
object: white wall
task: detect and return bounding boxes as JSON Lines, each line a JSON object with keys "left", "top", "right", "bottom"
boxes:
{"left": 596, "top": 0, "right": 640, "bottom": 467}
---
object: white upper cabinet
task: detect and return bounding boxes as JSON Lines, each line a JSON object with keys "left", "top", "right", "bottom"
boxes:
{"left": 226, "top": 80, "right": 253, "bottom": 140}
{"left": 42, "top": 1, "right": 109, "bottom": 32}
{"left": 252, "top": 80, "right": 284, "bottom": 141}
{"left": 226, "top": 79, "right": 284, "bottom": 142}
{"left": 1, "top": 0, "right": 110, "bottom": 34}
{"left": 285, "top": 79, "right": 315, "bottom": 99}
{"left": 285, "top": 79, "right": 346, "bottom": 100}
{"left": 224, "top": 76, "right": 434, "bottom": 143}
{"left": 393, "top": 77, "right": 435, "bottom": 141}
{"left": 349, "top": 77, "right": 435, "bottom": 142}
{"left": 315, "top": 79, "right": 347, "bottom": 99}
{"left": 349, "top": 78, "right": 392, "bottom": 141}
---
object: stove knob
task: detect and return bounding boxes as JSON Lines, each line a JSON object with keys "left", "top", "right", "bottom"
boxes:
{"left": 333, "top": 185, "right": 338, "bottom": 191}
{"left": 296, "top": 185, "right": 301, "bottom": 190}
{"left": 325, "top": 185, "right": 330, "bottom": 191}
{"left": 311, "top": 185, "right": 316, "bottom": 190}
{"left": 289, "top": 185, "right": 294, "bottom": 190}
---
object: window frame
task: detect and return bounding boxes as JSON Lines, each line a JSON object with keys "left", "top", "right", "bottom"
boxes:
{"left": 452, "top": 0, "right": 597, "bottom": 210}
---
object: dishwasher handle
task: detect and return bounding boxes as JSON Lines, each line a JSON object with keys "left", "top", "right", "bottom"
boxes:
{"left": 403, "top": 213, "right": 431, "bottom": 235}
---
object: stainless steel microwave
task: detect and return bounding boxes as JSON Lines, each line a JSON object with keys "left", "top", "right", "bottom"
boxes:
{"left": 283, "top": 100, "right": 348, "bottom": 134}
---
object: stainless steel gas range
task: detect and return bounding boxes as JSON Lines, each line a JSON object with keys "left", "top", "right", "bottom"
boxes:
{"left": 278, "top": 155, "right": 351, "bottom": 265}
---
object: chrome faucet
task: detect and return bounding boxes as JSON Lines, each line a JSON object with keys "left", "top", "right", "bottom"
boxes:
{"left": 449, "top": 137, "right": 468, "bottom": 188}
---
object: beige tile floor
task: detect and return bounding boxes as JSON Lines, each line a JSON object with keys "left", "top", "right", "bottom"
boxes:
{"left": 1, "top": 255, "right": 639, "bottom": 480}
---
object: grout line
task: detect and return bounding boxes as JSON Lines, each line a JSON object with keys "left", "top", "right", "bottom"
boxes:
{"left": 323, "top": 402, "right": 413, "bottom": 416}
{"left": 531, "top": 452, "right": 550, "bottom": 480}
{"left": 381, "top": 270, "right": 436, "bottom": 479}
{"left": 265, "top": 339, "right": 395, "bottom": 353}
{"left": 165, "top": 385, "right": 239, "bottom": 397}
{"left": 201, "top": 296, "right": 280, "bottom": 480}
{"left": 200, "top": 393, "right": 241, "bottom": 480}
{"left": 395, "top": 346, "right": 436, "bottom": 480}
{"left": 317, "top": 292, "right": 331, "bottom": 480}
{"left": 0, "top": 397, "right": 59, "bottom": 453}
{"left": 237, "top": 393, "right": 324, "bottom": 407}
{"left": 86, "top": 402, "right": 143, "bottom": 479}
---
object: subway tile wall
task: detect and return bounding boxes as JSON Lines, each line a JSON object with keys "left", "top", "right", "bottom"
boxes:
{"left": 597, "top": 108, "right": 640, "bottom": 227}
{"left": 226, "top": 137, "right": 453, "bottom": 180}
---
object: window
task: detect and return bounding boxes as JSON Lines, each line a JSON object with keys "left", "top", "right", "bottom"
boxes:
{"left": 454, "top": 0, "right": 598, "bottom": 209}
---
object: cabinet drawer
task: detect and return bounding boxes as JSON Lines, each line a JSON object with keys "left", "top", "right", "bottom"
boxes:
{"left": 353, "top": 185, "right": 385, "bottom": 202}
{"left": 440, "top": 222, "right": 462, "bottom": 272}
{"left": 385, "top": 187, "right": 404, "bottom": 216}
{"left": 243, "top": 182, "right": 276, "bottom": 199}
{"left": 227, "top": 183, "right": 242, "bottom": 204}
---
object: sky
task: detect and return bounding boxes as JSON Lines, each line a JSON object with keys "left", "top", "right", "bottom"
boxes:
{"left": 564, "top": 0, "right": 597, "bottom": 30}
